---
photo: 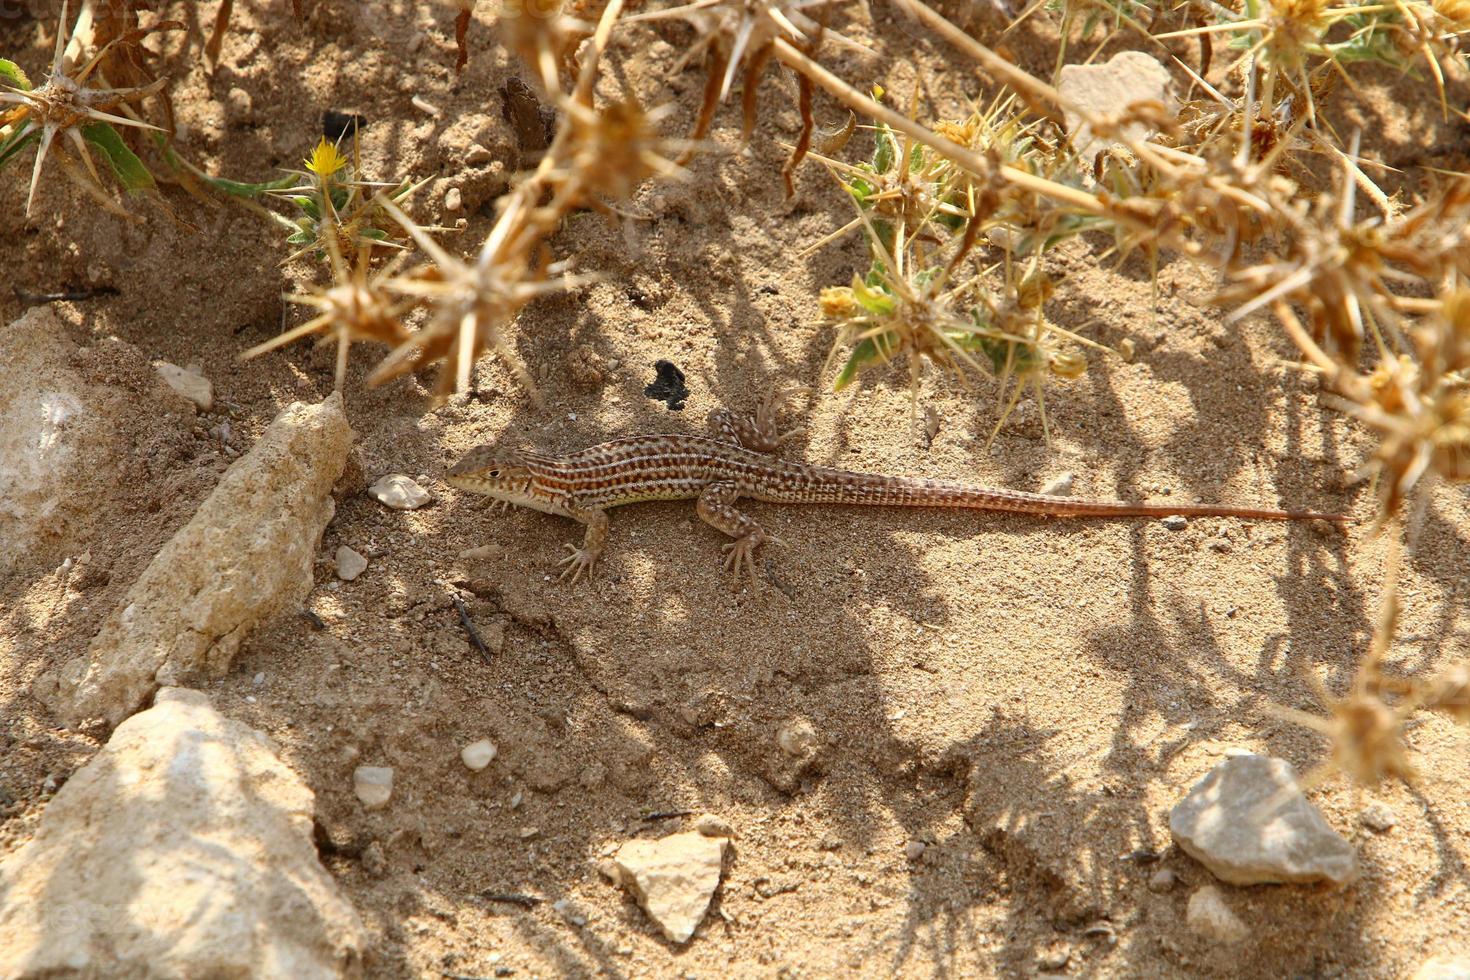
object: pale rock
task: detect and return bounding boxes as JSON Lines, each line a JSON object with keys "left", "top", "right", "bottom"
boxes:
{"left": 153, "top": 361, "right": 214, "bottom": 411}
{"left": 1058, "top": 51, "right": 1174, "bottom": 163}
{"left": 1147, "top": 868, "right": 1178, "bottom": 893}
{"left": 1161, "top": 515, "right": 1189, "bottom": 531}
{"left": 466, "top": 143, "right": 494, "bottom": 165}
{"left": 0, "top": 308, "right": 189, "bottom": 575}
{"left": 777, "top": 717, "right": 819, "bottom": 758}
{"left": 353, "top": 766, "right": 393, "bottom": 809}
{"left": 1186, "top": 885, "right": 1248, "bottom": 943}
{"left": 694, "top": 813, "right": 734, "bottom": 838}
{"left": 1169, "top": 754, "right": 1357, "bottom": 886}
{"left": 1041, "top": 471, "right": 1075, "bottom": 496}
{"left": 444, "top": 187, "right": 463, "bottom": 211}
{"left": 368, "top": 473, "right": 432, "bottom": 510}
{"left": 1412, "top": 956, "right": 1470, "bottom": 980}
{"left": 611, "top": 832, "right": 729, "bottom": 944}
{"left": 1359, "top": 800, "right": 1398, "bottom": 832}
{"left": 0, "top": 688, "right": 365, "bottom": 977}
{"left": 44, "top": 394, "right": 353, "bottom": 727}
{"left": 905, "top": 840, "right": 927, "bottom": 861}
{"left": 461, "top": 738, "right": 498, "bottom": 771}
{"left": 335, "top": 546, "right": 368, "bottom": 581}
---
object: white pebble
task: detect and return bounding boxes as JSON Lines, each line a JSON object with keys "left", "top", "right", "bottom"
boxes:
{"left": 460, "top": 738, "right": 498, "bottom": 771}
{"left": 1360, "top": 800, "right": 1398, "bottom": 832}
{"left": 1041, "top": 471, "right": 1075, "bottom": 496}
{"left": 368, "top": 474, "right": 432, "bottom": 510}
{"left": 904, "top": 840, "right": 927, "bottom": 861}
{"left": 444, "top": 187, "right": 462, "bottom": 212}
{"left": 1161, "top": 515, "right": 1189, "bottom": 531}
{"left": 335, "top": 546, "right": 368, "bottom": 581}
{"left": 354, "top": 765, "right": 394, "bottom": 809}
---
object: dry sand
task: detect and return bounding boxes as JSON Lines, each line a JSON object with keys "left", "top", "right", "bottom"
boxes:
{"left": 2, "top": 0, "right": 1469, "bottom": 975}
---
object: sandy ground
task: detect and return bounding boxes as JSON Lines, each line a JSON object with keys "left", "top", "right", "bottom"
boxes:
{"left": 3, "top": 0, "right": 1470, "bottom": 975}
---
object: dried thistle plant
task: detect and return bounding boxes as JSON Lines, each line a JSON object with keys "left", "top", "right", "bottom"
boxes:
{"left": 1, "top": 0, "right": 167, "bottom": 218}
{"left": 241, "top": 225, "right": 416, "bottom": 390}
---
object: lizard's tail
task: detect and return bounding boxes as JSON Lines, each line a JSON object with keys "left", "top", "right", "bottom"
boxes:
{"left": 772, "top": 467, "right": 1349, "bottom": 522}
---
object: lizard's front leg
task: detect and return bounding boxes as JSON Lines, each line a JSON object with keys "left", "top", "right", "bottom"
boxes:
{"left": 710, "top": 386, "right": 802, "bottom": 454}
{"left": 557, "top": 504, "right": 609, "bottom": 585}
{"left": 696, "top": 482, "right": 770, "bottom": 585}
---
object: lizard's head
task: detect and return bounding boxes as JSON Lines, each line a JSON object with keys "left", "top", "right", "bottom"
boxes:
{"left": 445, "top": 445, "right": 545, "bottom": 505}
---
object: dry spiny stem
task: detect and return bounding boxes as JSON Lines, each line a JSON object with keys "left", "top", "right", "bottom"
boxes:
{"left": 1, "top": 0, "right": 166, "bottom": 217}
{"left": 241, "top": 226, "right": 416, "bottom": 391}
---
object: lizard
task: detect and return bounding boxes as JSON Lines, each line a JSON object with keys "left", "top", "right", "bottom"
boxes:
{"left": 445, "top": 391, "right": 1348, "bottom": 585}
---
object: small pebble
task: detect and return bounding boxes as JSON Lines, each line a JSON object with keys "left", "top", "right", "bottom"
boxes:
{"left": 153, "top": 361, "right": 213, "bottom": 411}
{"left": 1186, "top": 885, "right": 1248, "bottom": 943}
{"left": 904, "top": 840, "right": 927, "bottom": 861}
{"left": 1036, "top": 947, "right": 1071, "bottom": 971}
{"left": 694, "top": 813, "right": 735, "bottom": 838}
{"left": 1147, "top": 868, "right": 1177, "bottom": 893}
{"left": 1209, "top": 537, "right": 1233, "bottom": 553}
{"left": 519, "top": 826, "right": 540, "bottom": 839}
{"left": 460, "top": 544, "right": 505, "bottom": 560}
{"left": 1041, "top": 472, "right": 1075, "bottom": 496}
{"left": 353, "top": 765, "right": 394, "bottom": 809}
{"left": 1161, "top": 515, "right": 1189, "bottom": 531}
{"left": 335, "top": 546, "right": 368, "bottom": 581}
{"left": 466, "top": 143, "right": 493, "bottom": 165}
{"left": 776, "top": 717, "right": 818, "bottom": 758}
{"left": 445, "top": 187, "right": 462, "bottom": 212}
{"left": 1360, "top": 800, "right": 1398, "bottom": 833}
{"left": 460, "top": 738, "right": 498, "bottom": 771}
{"left": 368, "top": 474, "right": 432, "bottom": 510}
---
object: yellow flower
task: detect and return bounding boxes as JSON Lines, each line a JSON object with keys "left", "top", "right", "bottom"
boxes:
{"left": 305, "top": 137, "right": 349, "bottom": 178}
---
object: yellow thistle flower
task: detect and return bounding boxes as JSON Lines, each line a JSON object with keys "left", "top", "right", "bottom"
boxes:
{"left": 305, "top": 137, "right": 349, "bottom": 178}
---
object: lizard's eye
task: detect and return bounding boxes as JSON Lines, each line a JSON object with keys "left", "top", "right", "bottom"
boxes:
{"left": 487, "top": 469, "right": 500, "bottom": 478}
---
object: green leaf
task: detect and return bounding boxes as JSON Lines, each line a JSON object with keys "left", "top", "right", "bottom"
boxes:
{"left": 835, "top": 337, "right": 884, "bottom": 390}
{"left": 0, "top": 124, "right": 39, "bottom": 173}
{"left": 81, "top": 123, "right": 155, "bottom": 193}
{"left": 0, "top": 58, "right": 32, "bottom": 91}
{"left": 872, "top": 123, "right": 894, "bottom": 174}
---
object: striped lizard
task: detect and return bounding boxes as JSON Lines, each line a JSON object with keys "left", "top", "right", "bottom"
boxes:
{"left": 446, "top": 393, "right": 1346, "bottom": 585}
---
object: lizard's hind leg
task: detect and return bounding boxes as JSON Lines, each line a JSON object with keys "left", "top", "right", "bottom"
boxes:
{"left": 710, "top": 386, "right": 804, "bottom": 453}
{"left": 696, "top": 482, "right": 773, "bottom": 586}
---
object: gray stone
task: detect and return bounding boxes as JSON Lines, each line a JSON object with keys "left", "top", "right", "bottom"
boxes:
{"left": 0, "top": 688, "right": 365, "bottom": 977}
{"left": 1169, "top": 755, "right": 1357, "bottom": 886}
{"left": 335, "top": 546, "right": 368, "bottom": 581}
{"left": 1186, "top": 884, "right": 1247, "bottom": 943}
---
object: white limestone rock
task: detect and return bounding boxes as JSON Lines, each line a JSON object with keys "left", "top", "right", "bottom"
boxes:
{"left": 0, "top": 688, "right": 365, "bottom": 977}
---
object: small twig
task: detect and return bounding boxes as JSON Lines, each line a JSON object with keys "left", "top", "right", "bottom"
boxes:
{"left": 641, "top": 809, "right": 696, "bottom": 822}
{"left": 479, "top": 891, "right": 543, "bottom": 908}
{"left": 14, "top": 286, "right": 119, "bottom": 303}
{"left": 452, "top": 595, "right": 492, "bottom": 663}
